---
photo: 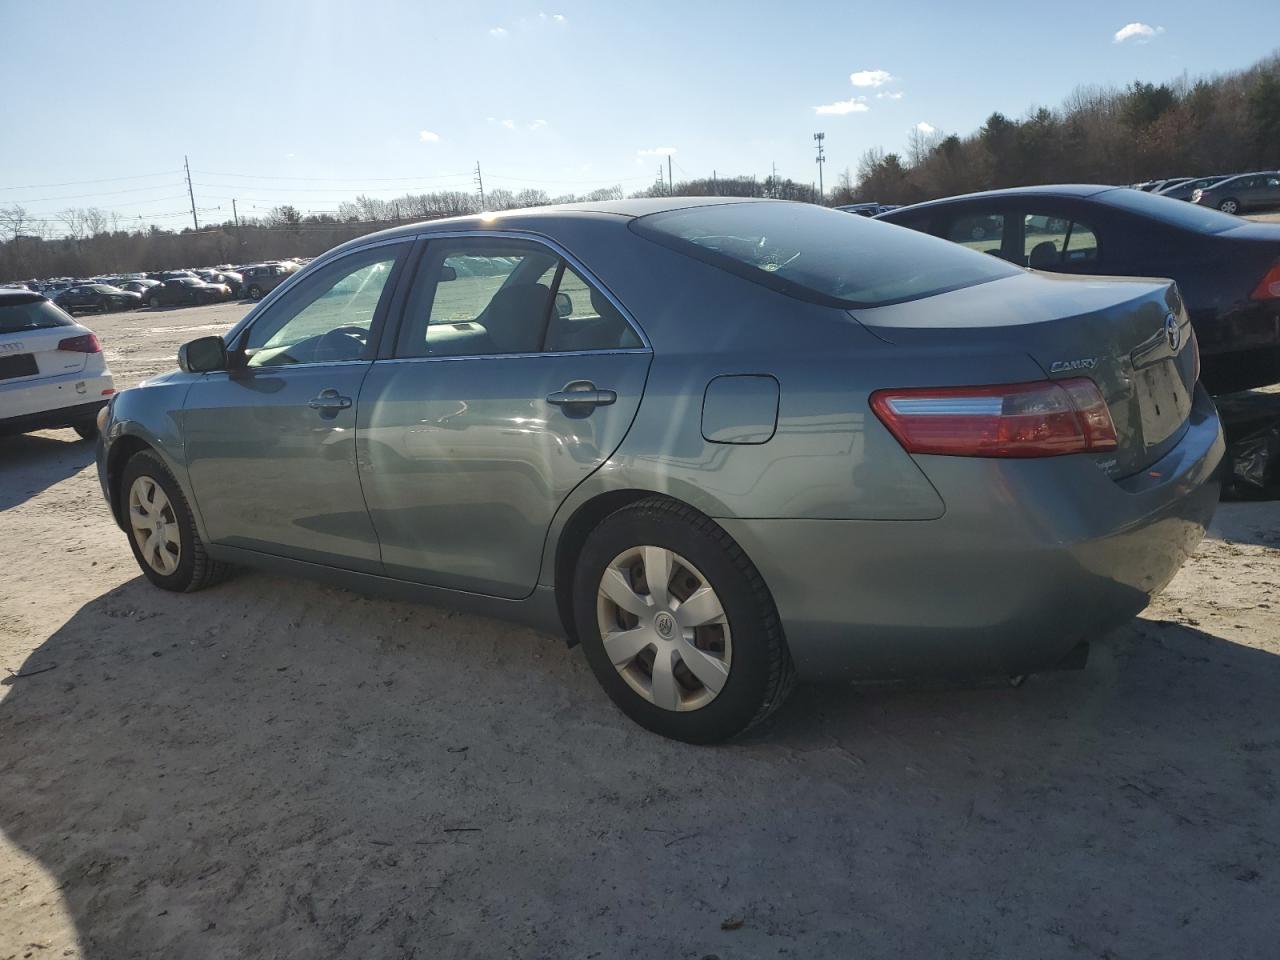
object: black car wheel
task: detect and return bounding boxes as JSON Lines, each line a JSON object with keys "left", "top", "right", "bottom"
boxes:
{"left": 148, "top": 295, "right": 161, "bottom": 309}
{"left": 72, "top": 419, "right": 98, "bottom": 441}
{"left": 247, "top": 284, "right": 263, "bottom": 300}
{"left": 1219, "top": 198, "right": 1240, "bottom": 215}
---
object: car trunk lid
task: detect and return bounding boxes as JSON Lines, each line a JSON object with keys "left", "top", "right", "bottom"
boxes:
{"left": 851, "top": 271, "right": 1197, "bottom": 479}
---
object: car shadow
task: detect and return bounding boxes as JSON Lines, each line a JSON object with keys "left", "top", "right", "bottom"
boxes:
{"left": 0, "top": 576, "right": 1276, "bottom": 957}
{"left": 1207, "top": 500, "right": 1280, "bottom": 548}
{"left": 0, "top": 431, "right": 95, "bottom": 512}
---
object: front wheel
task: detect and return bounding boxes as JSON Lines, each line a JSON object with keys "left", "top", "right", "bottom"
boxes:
{"left": 247, "top": 284, "right": 263, "bottom": 301}
{"left": 572, "top": 497, "right": 795, "bottom": 743}
{"left": 1219, "top": 198, "right": 1240, "bottom": 214}
{"left": 148, "top": 295, "right": 160, "bottom": 309}
{"left": 120, "top": 451, "right": 230, "bottom": 592}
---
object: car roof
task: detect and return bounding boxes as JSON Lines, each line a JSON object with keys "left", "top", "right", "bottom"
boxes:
{"left": 0, "top": 289, "right": 46, "bottom": 304}
{"left": 882, "top": 185, "right": 1119, "bottom": 216}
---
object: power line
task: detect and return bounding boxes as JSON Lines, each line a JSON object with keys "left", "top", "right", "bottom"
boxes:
{"left": 0, "top": 170, "right": 182, "bottom": 191}
{"left": 3, "top": 182, "right": 188, "bottom": 204}
{"left": 192, "top": 169, "right": 471, "bottom": 182}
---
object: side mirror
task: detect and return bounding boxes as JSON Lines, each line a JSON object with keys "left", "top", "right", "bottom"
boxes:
{"left": 438, "top": 265, "right": 457, "bottom": 282}
{"left": 178, "top": 335, "right": 229, "bottom": 373}
{"left": 555, "top": 291, "right": 573, "bottom": 318}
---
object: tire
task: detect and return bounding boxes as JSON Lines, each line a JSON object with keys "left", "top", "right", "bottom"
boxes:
{"left": 572, "top": 496, "right": 795, "bottom": 743}
{"left": 1219, "top": 198, "right": 1240, "bottom": 215}
{"left": 72, "top": 420, "right": 97, "bottom": 441}
{"left": 148, "top": 295, "right": 160, "bottom": 309}
{"left": 119, "top": 450, "right": 230, "bottom": 592}
{"left": 248, "top": 284, "right": 263, "bottom": 301}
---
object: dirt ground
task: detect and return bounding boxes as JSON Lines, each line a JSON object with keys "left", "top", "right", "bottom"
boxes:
{"left": 1, "top": 299, "right": 1279, "bottom": 960}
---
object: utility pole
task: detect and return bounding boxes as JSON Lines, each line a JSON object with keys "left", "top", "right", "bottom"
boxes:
{"left": 184, "top": 155, "right": 199, "bottom": 230}
{"left": 812, "top": 133, "right": 826, "bottom": 204}
{"left": 667, "top": 154, "right": 673, "bottom": 197}
{"left": 771, "top": 161, "right": 777, "bottom": 198}
{"left": 231, "top": 198, "right": 240, "bottom": 228}
{"left": 712, "top": 169, "right": 718, "bottom": 196}
{"left": 473, "top": 162, "right": 485, "bottom": 208}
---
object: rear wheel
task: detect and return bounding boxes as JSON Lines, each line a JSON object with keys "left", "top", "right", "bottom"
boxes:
{"left": 72, "top": 420, "right": 97, "bottom": 441}
{"left": 120, "top": 451, "right": 229, "bottom": 592}
{"left": 572, "top": 497, "right": 794, "bottom": 743}
{"left": 148, "top": 294, "right": 160, "bottom": 309}
{"left": 247, "top": 284, "right": 263, "bottom": 301}
{"left": 1219, "top": 198, "right": 1240, "bottom": 214}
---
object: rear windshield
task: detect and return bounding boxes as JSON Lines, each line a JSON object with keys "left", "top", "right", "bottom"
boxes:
{"left": 630, "top": 201, "right": 1020, "bottom": 308}
{"left": 0, "top": 299, "right": 74, "bottom": 334}
{"left": 1098, "top": 187, "right": 1243, "bottom": 234}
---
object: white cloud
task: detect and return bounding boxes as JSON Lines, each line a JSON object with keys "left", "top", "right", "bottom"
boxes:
{"left": 552, "top": 13, "right": 565, "bottom": 21}
{"left": 418, "top": 130, "right": 440, "bottom": 142}
{"left": 637, "top": 146, "right": 677, "bottom": 157}
{"left": 501, "top": 119, "right": 515, "bottom": 129}
{"left": 915, "top": 121, "right": 936, "bottom": 134}
{"left": 850, "top": 69, "right": 893, "bottom": 88}
{"left": 876, "top": 91, "right": 904, "bottom": 100}
{"left": 1113, "top": 22, "right": 1164, "bottom": 43}
{"left": 489, "top": 26, "right": 508, "bottom": 37}
{"left": 528, "top": 119, "right": 547, "bottom": 131}
{"left": 814, "top": 97, "right": 869, "bottom": 116}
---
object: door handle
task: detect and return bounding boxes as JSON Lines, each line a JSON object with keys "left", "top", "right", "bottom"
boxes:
{"left": 546, "top": 381, "right": 617, "bottom": 409}
{"left": 308, "top": 388, "right": 352, "bottom": 411}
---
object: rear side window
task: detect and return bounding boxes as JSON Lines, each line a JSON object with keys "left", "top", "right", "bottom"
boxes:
{"left": 0, "top": 299, "right": 74, "bottom": 333}
{"left": 631, "top": 201, "right": 1020, "bottom": 308}
{"left": 1099, "top": 187, "right": 1242, "bottom": 233}
{"left": 944, "top": 213, "right": 1005, "bottom": 255}
{"left": 1023, "top": 214, "right": 1100, "bottom": 269}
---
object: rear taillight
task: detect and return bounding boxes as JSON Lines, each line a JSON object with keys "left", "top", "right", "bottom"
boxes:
{"left": 1250, "top": 263, "right": 1280, "bottom": 301}
{"left": 56, "top": 333, "right": 102, "bottom": 353}
{"left": 870, "top": 378, "right": 1118, "bottom": 458}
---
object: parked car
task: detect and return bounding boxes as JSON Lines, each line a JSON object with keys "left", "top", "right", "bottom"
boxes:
{"left": 239, "top": 262, "right": 298, "bottom": 300}
{"left": 835, "top": 202, "right": 885, "bottom": 217}
{"left": 116, "top": 278, "right": 161, "bottom": 296}
{"left": 1191, "top": 171, "right": 1280, "bottom": 214}
{"left": 96, "top": 199, "right": 1223, "bottom": 742}
{"left": 144, "top": 278, "right": 231, "bottom": 308}
{"left": 1157, "top": 175, "right": 1228, "bottom": 202}
{"left": 196, "top": 269, "right": 244, "bottom": 297}
{"left": 0, "top": 289, "right": 115, "bottom": 439}
{"left": 877, "top": 185, "right": 1280, "bottom": 393}
{"left": 53, "top": 283, "right": 143, "bottom": 314}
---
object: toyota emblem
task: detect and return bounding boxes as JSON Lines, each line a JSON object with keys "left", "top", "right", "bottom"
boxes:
{"left": 1164, "top": 313, "right": 1181, "bottom": 352}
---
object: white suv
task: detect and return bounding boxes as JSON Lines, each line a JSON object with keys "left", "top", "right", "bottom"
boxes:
{"left": 0, "top": 290, "right": 115, "bottom": 440}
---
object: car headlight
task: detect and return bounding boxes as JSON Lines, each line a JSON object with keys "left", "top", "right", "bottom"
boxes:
{"left": 96, "top": 403, "right": 111, "bottom": 434}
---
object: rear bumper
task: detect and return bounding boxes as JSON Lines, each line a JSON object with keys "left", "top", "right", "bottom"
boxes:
{"left": 719, "top": 385, "right": 1225, "bottom": 683}
{"left": 0, "top": 398, "right": 108, "bottom": 436}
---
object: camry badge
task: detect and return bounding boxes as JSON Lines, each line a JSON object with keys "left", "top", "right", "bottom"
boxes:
{"left": 1049, "top": 358, "right": 1097, "bottom": 373}
{"left": 0, "top": 341, "right": 23, "bottom": 353}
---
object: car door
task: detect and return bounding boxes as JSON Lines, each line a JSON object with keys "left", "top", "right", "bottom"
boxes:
{"left": 357, "top": 233, "right": 652, "bottom": 599}
{"left": 182, "top": 240, "right": 412, "bottom": 572}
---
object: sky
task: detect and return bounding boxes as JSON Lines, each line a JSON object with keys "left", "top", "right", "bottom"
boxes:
{"left": 1, "top": 0, "right": 1277, "bottom": 231}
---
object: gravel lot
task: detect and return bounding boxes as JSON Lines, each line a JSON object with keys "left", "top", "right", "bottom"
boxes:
{"left": 1, "top": 299, "right": 1278, "bottom": 959}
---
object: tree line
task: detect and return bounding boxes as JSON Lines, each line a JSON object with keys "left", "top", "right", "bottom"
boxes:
{"left": 836, "top": 51, "right": 1280, "bottom": 206}
{"left": 3, "top": 51, "right": 1278, "bottom": 282}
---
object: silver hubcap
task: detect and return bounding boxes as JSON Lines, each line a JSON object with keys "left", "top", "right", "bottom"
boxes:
{"left": 596, "top": 546, "right": 732, "bottom": 712}
{"left": 1222, "top": 201, "right": 1237, "bottom": 213}
{"left": 128, "top": 476, "right": 181, "bottom": 575}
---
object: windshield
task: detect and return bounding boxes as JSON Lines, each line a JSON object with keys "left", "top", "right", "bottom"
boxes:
{"left": 0, "top": 299, "right": 75, "bottom": 333}
{"left": 1099, "top": 187, "right": 1243, "bottom": 233}
{"left": 630, "top": 201, "right": 1020, "bottom": 308}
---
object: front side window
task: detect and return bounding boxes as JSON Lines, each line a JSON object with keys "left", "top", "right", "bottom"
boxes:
{"left": 397, "top": 238, "right": 641, "bottom": 358}
{"left": 945, "top": 212, "right": 1005, "bottom": 255}
{"left": 632, "top": 201, "right": 1019, "bottom": 308}
{"left": 243, "top": 245, "right": 403, "bottom": 367}
{"left": 1023, "top": 214, "right": 1099, "bottom": 269}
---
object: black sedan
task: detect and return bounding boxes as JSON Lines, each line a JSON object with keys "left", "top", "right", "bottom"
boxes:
{"left": 116, "top": 279, "right": 161, "bottom": 296}
{"left": 144, "top": 278, "right": 231, "bottom": 309}
{"left": 878, "top": 185, "right": 1280, "bottom": 394}
{"left": 53, "top": 284, "right": 143, "bottom": 314}
{"left": 195, "top": 269, "right": 243, "bottom": 297}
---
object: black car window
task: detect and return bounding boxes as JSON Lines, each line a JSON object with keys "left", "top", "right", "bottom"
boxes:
{"left": 1098, "top": 187, "right": 1242, "bottom": 234}
{"left": 244, "top": 244, "right": 406, "bottom": 368}
{"left": 632, "top": 201, "right": 1020, "bottom": 308}
{"left": 544, "top": 263, "right": 643, "bottom": 352}
{"left": 944, "top": 213, "right": 1005, "bottom": 256}
{"left": 1023, "top": 214, "right": 1100, "bottom": 269}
